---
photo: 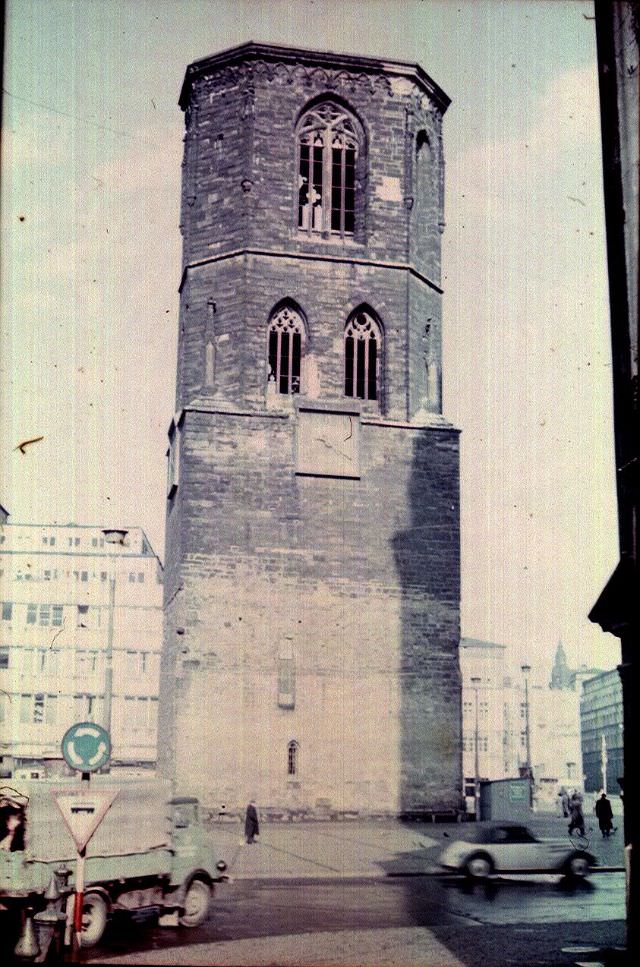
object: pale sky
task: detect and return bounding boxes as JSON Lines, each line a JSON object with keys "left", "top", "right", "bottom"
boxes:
{"left": 1, "top": 0, "right": 621, "bottom": 678}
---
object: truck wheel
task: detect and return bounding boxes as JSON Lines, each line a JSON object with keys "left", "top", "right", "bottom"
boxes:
{"left": 79, "top": 892, "right": 109, "bottom": 947}
{"left": 179, "top": 878, "right": 211, "bottom": 927}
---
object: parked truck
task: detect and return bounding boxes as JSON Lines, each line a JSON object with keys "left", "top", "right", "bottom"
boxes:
{"left": 0, "top": 779, "right": 227, "bottom": 948}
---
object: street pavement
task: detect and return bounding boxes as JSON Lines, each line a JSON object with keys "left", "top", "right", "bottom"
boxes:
{"left": 208, "top": 812, "right": 624, "bottom": 879}
{"left": 85, "top": 813, "right": 625, "bottom": 966}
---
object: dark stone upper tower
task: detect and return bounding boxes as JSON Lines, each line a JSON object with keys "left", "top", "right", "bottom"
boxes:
{"left": 158, "top": 43, "right": 461, "bottom": 816}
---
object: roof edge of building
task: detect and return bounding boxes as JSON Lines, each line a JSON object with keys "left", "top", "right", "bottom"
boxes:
{"left": 179, "top": 40, "right": 450, "bottom": 114}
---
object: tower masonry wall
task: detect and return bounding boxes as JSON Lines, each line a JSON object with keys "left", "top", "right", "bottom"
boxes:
{"left": 159, "top": 407, "right": 461, "bottom": 814}
{"left": 176, "top": 258, "right": 442, "bottom": 421}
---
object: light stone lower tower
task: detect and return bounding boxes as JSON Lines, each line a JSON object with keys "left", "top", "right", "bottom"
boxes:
{"left": 158, "top": 43, "right": 462, "bottom": 817}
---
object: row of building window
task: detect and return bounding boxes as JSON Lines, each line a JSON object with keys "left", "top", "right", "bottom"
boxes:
{"left": 0, "top": 693, "right": 158, "bottom": 727}
{"left": 268, "top": 305, "right": 381, "bottom": 402}
{"left": 0, "top": 646, "right": 157, "bottom": 677}
{"left": 462, "top": 700, "right": 490, "bottom": 716}
{"left": 42, "top": 536, "right": 106, "bottom": 547}
{"left": 462, "top": 736, "right": 489, "bottom": 752}
{"left": 2, "top": 597, "right": 144, "bottom": 626}
{"left": 1, "top": 535, "right": 120, "bottom": 549}
{"left": 10, "top": 570, "right": 146, "bottom": 584}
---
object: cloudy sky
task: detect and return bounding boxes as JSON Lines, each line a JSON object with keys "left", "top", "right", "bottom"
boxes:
{"left": 1, "top": 0, "right": 620, "bottom": 677}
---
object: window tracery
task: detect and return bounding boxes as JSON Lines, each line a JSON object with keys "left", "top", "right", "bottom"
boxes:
{"left": 344, "top": 310, "right": 381, "bottom": 402}
{"left": 267, "top": 305, "right": 305, "bottom": 395}
{"left": 297, "top": 102, "right": 359, "bottom": 237}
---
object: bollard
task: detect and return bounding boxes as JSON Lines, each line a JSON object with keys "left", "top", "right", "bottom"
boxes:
{"left": 14, "top": 907, "right": 40, "bottom": 962}
{"left": 31, "top": 871, "right": 68, "bottom": 964}
{"left": 44, "top": 872, "right": 61, "bottom": 903}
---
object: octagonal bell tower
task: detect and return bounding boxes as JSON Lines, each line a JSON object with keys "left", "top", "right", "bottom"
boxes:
{"left": 159, "top": 43, "right": 462, "bottom": 818}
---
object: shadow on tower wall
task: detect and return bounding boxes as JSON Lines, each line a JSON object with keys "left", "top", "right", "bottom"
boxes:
{"left": 391, "top": 427, "right": 462, "bottom": 817}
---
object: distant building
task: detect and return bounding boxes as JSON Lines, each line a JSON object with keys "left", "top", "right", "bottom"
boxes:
{"left": 459, "top": 638, "right": 510, "bottom": 797}
{"left": 527, "top": 681, "right": 583, "bottom": 804}
{"left": 550, "top": 641, "right": 573, "bottom": 690}
{"left": 460, "top": 638, "right": 584, "bottom": 810}
{"left": 0, "top": 523, "right": 163, "bottom": 778}
{"left": 581, "top": 669, "right": 624, "bottom": 794}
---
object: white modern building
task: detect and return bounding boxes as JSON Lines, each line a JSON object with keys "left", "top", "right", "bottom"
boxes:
{"left": 460, "top": 638, "right": 584, "bottom": 811}
{"left": 0, "top": 521, "right": 163, "bottom": 778}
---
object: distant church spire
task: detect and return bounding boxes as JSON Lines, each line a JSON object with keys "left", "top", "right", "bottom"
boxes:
{"left": 550, "top": 640, "right": 573, "bottom": 690}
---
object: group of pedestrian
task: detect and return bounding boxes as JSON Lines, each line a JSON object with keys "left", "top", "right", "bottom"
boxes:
{"left": 559, "top": 786, "right": 616, "bottom": 838}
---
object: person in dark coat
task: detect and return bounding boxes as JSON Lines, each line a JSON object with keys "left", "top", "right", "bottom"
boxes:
{"left": 595, "top": 792, "right": 614, "bottom": 837}
{"left": 244, "top": 801, "right": 259, "bottom": 844}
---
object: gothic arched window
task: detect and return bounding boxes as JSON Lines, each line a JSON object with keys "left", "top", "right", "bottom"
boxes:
{"left": 344, "top": 310, "right": 382, "bottom": 402}
{"left": 297, "top": 102, "right": 360, "bottom": 238}
{"left": 287, "top": 740, "right": 299, "bottom": 776}
{"left": 267, "top": 305, "right": 305, "bottom": 395}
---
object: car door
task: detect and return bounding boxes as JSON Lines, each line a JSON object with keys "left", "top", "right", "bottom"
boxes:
{"left": 493, "top": 826, "right": 541, "bottom": 871}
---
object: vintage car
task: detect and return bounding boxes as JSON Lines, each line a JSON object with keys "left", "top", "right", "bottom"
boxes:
{"left": 0, "top": 780, "right": 227, "bottom": 948}
{"left": 438, "top": 822, "right": 596, "bottom": 879}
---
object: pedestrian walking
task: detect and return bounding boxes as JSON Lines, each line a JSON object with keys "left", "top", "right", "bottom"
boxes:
{"left": 244, "top": 800, "right": 259, "bottom": 844}
{"left": 568, "top": 791, "right": 585, "bottom": 837}
{"left": 595, "top": 791, "right": 614, "bottom": 837}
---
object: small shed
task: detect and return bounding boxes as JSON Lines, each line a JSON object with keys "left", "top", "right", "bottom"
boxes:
{"left": 479, "top": 778, "right": 532, "bottom": 822}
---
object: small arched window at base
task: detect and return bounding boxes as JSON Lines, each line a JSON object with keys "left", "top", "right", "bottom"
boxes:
{"left": 287, "top": 740, "right": 299, "bottom": 776}
{"left": 344, "top": 310, "right": 382, "bottom": 403}
{"left": 267, "top": 305, "right": 305, "bottom": 395}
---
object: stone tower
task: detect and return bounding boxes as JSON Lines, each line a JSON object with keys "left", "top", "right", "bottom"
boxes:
{"left": 158, "top": 43, "right": 461, "bottom": 817}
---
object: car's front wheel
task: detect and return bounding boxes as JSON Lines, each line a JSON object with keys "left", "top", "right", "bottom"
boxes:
{"left": 565, "top": 854, "right": 590, "bottom": 879}
{"left": 464, "top": 852, "right": 494, "bottom": 879}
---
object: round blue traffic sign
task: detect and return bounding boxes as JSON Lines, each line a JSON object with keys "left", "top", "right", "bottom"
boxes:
{"left": 61, "top": 722, "right": 111, "bottom": 772}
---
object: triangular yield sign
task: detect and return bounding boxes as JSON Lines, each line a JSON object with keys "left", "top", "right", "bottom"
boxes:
{"left": 52, "top": 787, "right": 119, "bottom": 852}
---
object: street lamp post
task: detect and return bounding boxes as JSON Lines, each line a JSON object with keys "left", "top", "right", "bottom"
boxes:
{"left": 521, "top": 664, "right": 532, "bottom": 806}
{"left": 103, "top": 575, "right": 115, "bottom": 742}
{"left": 471, "top": 676, "right": 481, "bottom": 821}
{"left": 601, "top": 733, "right": 608, "bottom": 795}
{"left": 100, "top": 529, "right": 129, "bottom": 769}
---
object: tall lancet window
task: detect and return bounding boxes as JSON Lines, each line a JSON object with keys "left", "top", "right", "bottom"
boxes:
{"left": 344, "top": 310, "right": 382, "bottom": 402}
{"left": 297, "top": 102, "right": 360, "bottom": 238}
{"left": 267, "top": 304, "right": 305, "bottom": 395}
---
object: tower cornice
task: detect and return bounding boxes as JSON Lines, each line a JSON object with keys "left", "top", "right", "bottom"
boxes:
{"left": 179, "top": 41, "right": 450, "bottom": 114}
{"left": 177, "top": 247, "right": 444, "bottom": 295}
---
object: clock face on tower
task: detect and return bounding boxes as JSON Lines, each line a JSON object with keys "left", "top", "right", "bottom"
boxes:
{"left": 296, "top": 408, "right": 360, "bottom": 479}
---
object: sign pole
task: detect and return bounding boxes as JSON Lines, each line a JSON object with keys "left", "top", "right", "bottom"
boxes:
{"left": 72, "top": 772, "right": 90, "bottom": 944}
{"left": 73, "top": 846, "right": 87, "bottom": 936}
{"left": 57, "top": 722, "right": 115, "bottom": 953}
